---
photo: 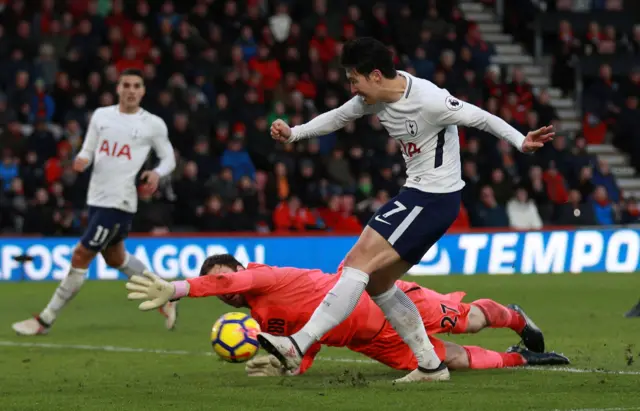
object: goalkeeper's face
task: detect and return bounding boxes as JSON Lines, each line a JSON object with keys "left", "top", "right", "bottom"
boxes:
{"left": 206, "top": 264, "right": 248, "bottom": 308}
{"left": 117, "top": 75, "right": 145, "bottom": 110}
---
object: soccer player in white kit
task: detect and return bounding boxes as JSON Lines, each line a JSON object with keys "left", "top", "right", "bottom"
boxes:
{"left": 12, "top": 69, "right": 178, "bottom": 335}
{"left": 257, "top": 38, "right": 554, "bottom": 382}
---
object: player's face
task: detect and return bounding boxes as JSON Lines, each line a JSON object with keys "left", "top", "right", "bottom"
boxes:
{"left": 117, "top": 75, "right": 145, "bottom": 109}
{"left": 206, "top": 264, "right": 248, "bottom": 308}
{"left": 346, "top": 69, "right": 382, "bottom": 104}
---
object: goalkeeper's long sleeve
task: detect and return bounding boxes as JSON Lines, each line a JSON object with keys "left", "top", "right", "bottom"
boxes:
{"left": 171, "top": 264, "right": 281, "bottom": 299}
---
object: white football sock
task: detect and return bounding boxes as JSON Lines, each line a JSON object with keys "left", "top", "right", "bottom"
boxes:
{"left": 40, "top": 267, "right": 87, "bottom": 325}
{"left": 118, "top": 252, "right": 147, "bottom": 278}
{"left": 292, "top": 266, "right": 369, "bottom": 353}
{"left": 371, "top": 285, "right": 441, "bottom": 370}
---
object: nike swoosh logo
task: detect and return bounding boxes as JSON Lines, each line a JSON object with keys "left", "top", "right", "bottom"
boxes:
{"left": 375, "top": 215, "right": 392, "bottom": 225}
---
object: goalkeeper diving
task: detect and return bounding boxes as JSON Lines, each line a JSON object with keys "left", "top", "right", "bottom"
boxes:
{"left": 126, "top": 255, "right": 569, "bottom": 377}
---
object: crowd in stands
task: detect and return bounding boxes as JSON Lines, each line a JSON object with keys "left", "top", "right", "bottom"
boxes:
{"left": 533, "top": 1, "right": 640, "bottom": 205}
{"left": 0, "top": 0, "right": 637, "bottom": 237}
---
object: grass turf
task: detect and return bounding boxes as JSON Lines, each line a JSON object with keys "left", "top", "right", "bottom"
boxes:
{"left": 1, "top": 273, "right": 640, "bottom": 411}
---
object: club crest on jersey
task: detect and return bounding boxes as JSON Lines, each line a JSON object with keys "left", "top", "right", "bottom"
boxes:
{"left": 445, "top": 96, "right": 463, "bottom": 111}
{"left": 131, "top": 128, "right": 140, "bottom": 140}
{"left": 405, "top": 119, "right": 418, "bottom": 137}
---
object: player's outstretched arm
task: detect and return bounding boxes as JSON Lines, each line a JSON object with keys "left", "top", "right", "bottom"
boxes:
{"left": 126, "top": 266, "right": 281, "bottom": 310}
{"left": 272, "top": 96, "right": 371, "bottom": 143}
{"left": 430, "top": 96, "right": 554, "bottom": 153}
{"left": 74, "top": 110, "right": 101, "bottom": 171}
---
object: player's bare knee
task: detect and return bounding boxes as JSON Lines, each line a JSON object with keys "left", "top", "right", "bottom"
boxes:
{"left": 444, "top": 342, "right": 469, "bottom": 370}
{"left": 445, "top": 352, "right": 469, "bottom": 370}
{"left": 71, "top": 245, "right": 96, "bottom": 268}
{"left": 465, "top": 305, "right": 488, "bottom": 333}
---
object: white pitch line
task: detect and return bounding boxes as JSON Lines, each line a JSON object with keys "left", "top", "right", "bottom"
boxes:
{"left": 553, "top": 408, "right": 640, "bottom": 411}
{"left": 1, "top": 341, "right": 640, "bottom": 376}
{"left": 526, "top": 366, "right": 640, "bottom": 376}
{"left": 0, "top": 340, "right": 198, "bottom": 356}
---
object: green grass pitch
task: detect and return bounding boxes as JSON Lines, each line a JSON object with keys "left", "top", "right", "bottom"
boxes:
{"left": 1, "top": 273, "right": 640, "bottom": 411}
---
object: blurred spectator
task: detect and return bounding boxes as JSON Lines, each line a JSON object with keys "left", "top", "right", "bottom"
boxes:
{"left": 273, "top": 195, "right": 317, "bottom": 232}
{"left": 265, "top": 161, "right": 291, "bottom": 210}
{"left": 568, "top": 135, "right": 596, "bottom": 177}
{"left": 238, "top": 176, "right": 260, "bottom": 217}
{"left": 248, "top": 44, "right": 282, "bottom": 93}
{"left": 620, "top": 197, "right": 640, "bottom": 225}
{"left": 533, "top": 89, "right": 559, "bottom": 127}
{"left": 208, "top": 167, "right": 237, "bottom": 203}
{"left": 0, "top": 154, "right": 19, "bottom": 192}
{"left": 524, "top": 165, "right": 553, "bottom": 223}
{"left": 551, "top": 37, "right": 578, "bottom": 95}
{"left": 591, "top": 185, "right": 616, "bottom": 225}
{"left": 507, "top": 187, "right": 543, "bottom": 230}
{"left": 325, "top": 147, "right": 355, "bottom": 191}
{"left": 555, "top": 190, "right": 597, "bottom": 226}
{"left": 462, "top": 159, "right": 481, "bottom": 209}
{"left": 543, "top": 161, "right": 570, "bottom": 205}
{"left": 574, "top": 166, "right": 595, "bottom": 201}
{"left": 227, "top": 198, "right": 258, "bottom": 232}
{"left": 614, "top": 95, "right": 640, "bottom": 170}
{"left": 269, "top": 3, "right": 292, "bottom": 43}
{"left": 317, "top": 194, "right": 362, "bottom": 234}
{"left": 23, "top": 187, "right": 56, "bottom": 235}
{"left": 592, "top": 159, "right": 621, "bottom": 202}
{"left": 173, "top": 161, "right": 207, "bottom": 227}
{"left": 507, "top": 67, "right": 534, "bottom": 110}
{"left": 473, "top": 186, "right": 509, "bottom": 227}
{"left": 489, "top": 168, "right": 514, "bottom": 206}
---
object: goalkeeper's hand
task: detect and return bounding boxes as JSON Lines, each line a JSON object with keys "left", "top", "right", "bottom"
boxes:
{"left": 245, "top": 355, "right": 299, "bottom": 377}
{"left": 126, "top": 271, "right": 175, "bottom": 311}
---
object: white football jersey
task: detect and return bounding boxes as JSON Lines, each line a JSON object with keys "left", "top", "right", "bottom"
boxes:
{"left": 290, "top": 70, "right": 527, "bottom": 193}
{"left": 77, "top": 105, "right": 176, "bottom": 213}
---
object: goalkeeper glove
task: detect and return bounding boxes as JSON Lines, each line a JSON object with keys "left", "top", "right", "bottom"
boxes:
{"left": 245, "top": 355, "right": 299, "bottom": 377}
{"left": 126, "top": 271, "right": 175, "bottom": 311}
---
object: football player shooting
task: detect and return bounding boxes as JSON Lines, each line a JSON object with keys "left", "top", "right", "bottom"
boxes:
{"left": 261, "top": 37, "right": 555, "bottom": 382}
{"left": 125, "top": 254, "right": 569, "bottom": 377}
{"left": 12, "top": 69, "right": 177, "bottom": 336}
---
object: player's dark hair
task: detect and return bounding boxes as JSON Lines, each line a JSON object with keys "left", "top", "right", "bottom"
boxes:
{"left": 119, "top": 68, "right": 144, "bottom": 82}
{"left": 340, "top": 37, "right": 396, "bottom": 79}
{"left": 199, "top": 254, "right": 244, "bottom": 276}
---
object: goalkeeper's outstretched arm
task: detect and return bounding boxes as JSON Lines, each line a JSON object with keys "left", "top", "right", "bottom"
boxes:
{"left": 126, "top": 267, "right": 279, "bottom": 310}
